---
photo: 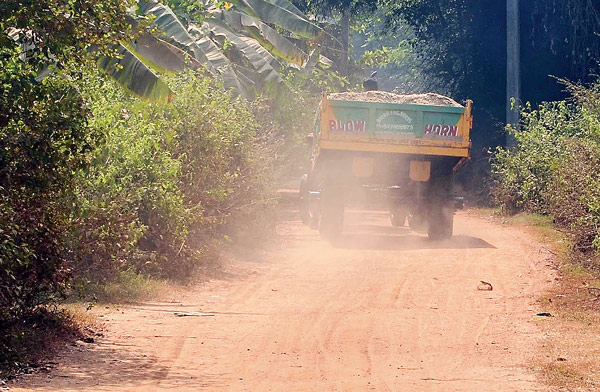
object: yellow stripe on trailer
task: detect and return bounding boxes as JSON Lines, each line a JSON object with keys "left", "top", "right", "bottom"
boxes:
{"left": 318, "top": 139, "right": 471, "bottom": 158}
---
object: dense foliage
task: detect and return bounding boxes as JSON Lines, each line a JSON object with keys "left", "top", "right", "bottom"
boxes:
{"left": 69, "top": 71, "right": 275, "bottom": 285}
{"left": 383, "top": 0, "right": 600, "bottom": 112}
{"left": 493, "top": 80, "right": 600, "bottom": 258}
{"left": 0, "top": 68, "right": 94, "bottom": 319}
{"left": 0, "top": 0, "right": 133, "bottom": 68}
{"left": 1, "top": 1, "right": 133, "bottom": 368}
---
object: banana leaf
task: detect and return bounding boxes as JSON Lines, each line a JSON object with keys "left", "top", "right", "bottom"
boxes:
{"left": 204, "top": 19, "right": 281, "bottom": 85}
{"left": 98, "top": 44, "right": 173, "bottom": 103}
{"left": 131, "top": 34, "right": 206, "bottom": 72}
{"left": 130, "top": 34, "right": 186, "bottom": 73}
{"left": 220, "top": 9, "right": 308, "bottom": 66}
{"left": 189, "top": 25, "right": 251, "bottom": 97}
{"left": 264, "top": 0, "right": 305, "bottom": 17}
{"left": 231, "top": 64, "right": 258, "bottom": 100}
{"left": 137, "top": 0, "right": 216, "bottom": 74}
{"left": 229, "top": 0, "right": 322, "bottom": 39}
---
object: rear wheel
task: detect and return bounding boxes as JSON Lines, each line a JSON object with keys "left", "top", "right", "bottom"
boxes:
{"left": 300, "top": 174, "right": 319, "bottom": 228}
{"left": 426, "top": 170, "right": 454, "bottom": 240}
{"left": 427, "top": 202, "right": 454, "bottom": 240}
{"left": 319, "top": 184, "right": 344, "bottom": 239}
{"left": 408, "top": 209, "right": 427, "bottom": 232}
{"left": 389, "top": 205, "right": 407, "bottom": 227}
{"left": 299, "top": 175, "right": 310, "bottom": 225}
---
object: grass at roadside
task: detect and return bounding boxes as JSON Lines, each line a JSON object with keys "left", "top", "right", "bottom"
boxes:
{"left": 74, "top": 270, "right": 169, "bottom": 304}
{"left": 471, "top": 208, "right": 600, "bottom": 390}
{"left": 471, "top": 208, "right": 565, "bottom": 248}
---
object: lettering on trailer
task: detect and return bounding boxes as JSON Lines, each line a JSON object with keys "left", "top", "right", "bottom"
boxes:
{"left": 376, "top": 111, "right": 414, "bottom": 132}
{"left": 424, "top": 124, "right": 458, "bottom": 137}
{"left": 329, "top": 120, "right": 367, "bottom": 133}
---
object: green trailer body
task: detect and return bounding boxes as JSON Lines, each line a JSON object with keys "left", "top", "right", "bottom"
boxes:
{"left": 313, "top": 94, "right": 472, "bottom": 161}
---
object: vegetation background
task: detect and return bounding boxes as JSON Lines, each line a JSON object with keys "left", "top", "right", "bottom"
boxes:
{"left": 1, "top": 0, "right": 600, "bottom": 377}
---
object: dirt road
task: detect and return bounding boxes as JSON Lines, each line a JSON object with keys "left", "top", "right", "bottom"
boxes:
{"left": 12, "top": 205, "right": 555, "bottom": 391}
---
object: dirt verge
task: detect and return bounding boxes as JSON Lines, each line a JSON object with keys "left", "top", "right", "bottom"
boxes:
{"left": 477, "top": 210, "right": 600, "bottom": 391}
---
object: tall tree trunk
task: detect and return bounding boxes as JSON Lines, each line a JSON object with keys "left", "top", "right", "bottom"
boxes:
{"left": 338, "top": 5, "right": 351, "bottom": 77}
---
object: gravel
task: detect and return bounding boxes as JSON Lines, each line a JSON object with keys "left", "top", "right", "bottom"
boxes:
{"left": 327, "top": 91, "right": 463, "bottom": 107}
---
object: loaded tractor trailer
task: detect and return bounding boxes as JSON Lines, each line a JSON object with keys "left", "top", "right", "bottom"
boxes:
{"left": 299, "top": 91, "right": 473, "bottom": 240}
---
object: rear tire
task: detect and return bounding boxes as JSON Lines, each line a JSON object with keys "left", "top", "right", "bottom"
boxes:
{"left": 319, "top": 185, "right": 344, "bottom": 239}
{"left": 427, "top": 203, "right": 454, "bottom": 240}
{"left": 300, "top": 174, "right": 319, "bottom": 228}
{"left": 390, "top": 205, "right": 407, "bottom": 227}
{"left": 426, "top": 170, "right": 454, "bottom": 240}
{"left": 408, "top": 209, "right": 427, "bottom": 232}
{"left": 299, "top": 175, "right": 310, "bottom": 225}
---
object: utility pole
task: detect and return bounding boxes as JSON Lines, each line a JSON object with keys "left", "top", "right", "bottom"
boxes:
{"left": 506, "top": 0, "right": 520, "bottom": 147}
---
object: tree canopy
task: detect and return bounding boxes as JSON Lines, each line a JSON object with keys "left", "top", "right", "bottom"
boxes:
{"left": 380, "top": 0, "right": 600, "bottom": 147}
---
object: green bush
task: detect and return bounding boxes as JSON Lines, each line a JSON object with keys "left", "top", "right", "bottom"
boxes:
{"left": 492, "top": 101, "right": 576, "bottom": 214}
{"left": 165, "top": 75, "right": 276, "bottom": 247}
{"left": 69, "top": 71, "right": 276, "bottom": 284}
{"left": 1, "top": 0, "right": 134, "bottom": 368}
{"left": 1, "top": 1, "right": 279, "bottom": 371}
{"left": 69, "top": 71, "right": 189, "bottom": 281}
{"left": 0, "top": 73, "right": 97, "bottom": 313}
{"left": 1, "top": 65, "right": 278, "bottom": 368}
{"left": 549, "top": 140, "right": 600, "bottom": 254}
{"left": 492, "top": 80, "right": 600, "bottom": 257}
{"left": 251, "top": 92, "right": 317, "bottom": 177}
{"left": 0, "top": 61, "right": 100, "bottom": 367}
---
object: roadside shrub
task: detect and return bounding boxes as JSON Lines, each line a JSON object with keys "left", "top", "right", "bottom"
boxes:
{"left": 251, "top": 92, "right": 317, "bottom": 177}
{"left": 70, "top": 71, "right": 189, "bottom": 281}
{"left": 0, "top": 62, "right": 99, "bottom": 365}
{"left": 492, "top": 79, "right": 600, "bottom": 256}
{"left": 1, "top": 61, "right": 278, "bottom": 369}
{"left": 69, "top": 71, "right": 276, "bottom": 284}
{"left": 0, "top": 74, "right": 96, "bottom": 314}
{"left": 165, "top": 75, "right": 276, "bottom": 247}
{"left": 492, "top": 101, "right": 575, "bottom": 214}
{"left": 548, "top": 140, "right": 600, "bottom": 255}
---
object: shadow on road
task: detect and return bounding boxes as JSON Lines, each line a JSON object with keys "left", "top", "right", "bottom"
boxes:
{"left": 278, "top": 205, "right": 496, "bottom": 251}
{"left": 16, "top": 340, "right": 222, "bottom": 391}
{"left": 331, "top": 233, "right": 495, "bottom": 251}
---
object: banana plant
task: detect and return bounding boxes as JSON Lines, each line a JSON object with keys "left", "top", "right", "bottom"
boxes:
{"left": 99, "top": 0, "right": 331, "bottom": 102}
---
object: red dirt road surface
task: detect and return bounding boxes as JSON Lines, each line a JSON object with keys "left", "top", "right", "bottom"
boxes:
{"left": 12, "top": 206, "right": 555, "bottom": 391}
